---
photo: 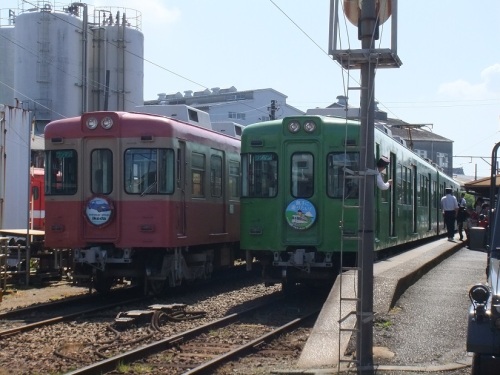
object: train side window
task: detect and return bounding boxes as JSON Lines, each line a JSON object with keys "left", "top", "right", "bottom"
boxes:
{"left": 192, "top": 152, "right": 205, "bottom": 197}
{"left": 291, "top": 153, "right": 313, "bottom": 198}
{"left": 210, "top": 155, "right": 222, "bottom": 197}
{"left": 229, "top": 160, "right": 240, "bottom": 199}
{"left": 44, "top": 149, "right": 77, "bottom": 195}
{"left": 327, "top": 152, "right": 360, "bottom": 199}
{"left": 32, "top": 186, "right": 39, "bottom": 200}
{"left": 241, "top": 153, "right": 278, "bottom": 198}
{"left": 91, "top": 149, "right": 112, "bottom": 195}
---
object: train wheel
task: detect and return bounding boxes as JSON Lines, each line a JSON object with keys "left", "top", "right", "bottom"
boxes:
{"left": 93, "top": 270, "right": 113, "bottom": 294}
{"left": 149, "top": 279, "right": 168, "bottom": 296}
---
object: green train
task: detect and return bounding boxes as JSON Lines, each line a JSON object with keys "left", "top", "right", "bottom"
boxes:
{"left": 240, "top": 115, "right": 460, "bottom": 288}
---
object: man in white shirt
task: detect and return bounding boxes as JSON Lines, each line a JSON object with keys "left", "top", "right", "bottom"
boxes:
{"left": 376, "top": 156, "right": 392, "bottom": 190}
{"left": 441, "top": 187, "right": 459, "bottom": 241}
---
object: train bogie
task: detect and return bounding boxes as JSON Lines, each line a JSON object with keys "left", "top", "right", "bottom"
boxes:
{"left": 240, "top": 116, "right": 459, "bottom": 288}
{"left": 44, "top": 111, "right": 241, "bottom": 293}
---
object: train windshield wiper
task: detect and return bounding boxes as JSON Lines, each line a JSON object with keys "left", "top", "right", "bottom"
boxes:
{"left": 140, "top": 181, "right": 157, "bottom": 196}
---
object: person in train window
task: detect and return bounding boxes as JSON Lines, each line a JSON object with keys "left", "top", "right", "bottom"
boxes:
{"left": 376, "top": 156, "right": 392, "bottom": 190}
{"left": 441, "top": 187, "right": 459, "bottom": 241}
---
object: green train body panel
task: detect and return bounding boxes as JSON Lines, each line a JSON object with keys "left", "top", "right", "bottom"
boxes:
{"left": 240, "top": 115, "right": 459, "bottom": 284}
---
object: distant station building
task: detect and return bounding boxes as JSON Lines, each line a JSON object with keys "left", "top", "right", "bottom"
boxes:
{"left": 307, "top": 95, "right": 455, "bottom": 178}
{"left": 141, "top": 86, "right": 304, "bottom": 129}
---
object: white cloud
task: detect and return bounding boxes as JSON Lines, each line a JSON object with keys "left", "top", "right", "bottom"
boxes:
{"left": 438, "top": 63, "right": 500, "bottom": 100}
{"left": 481, "top": 63, "right": 500, "bottom": 93}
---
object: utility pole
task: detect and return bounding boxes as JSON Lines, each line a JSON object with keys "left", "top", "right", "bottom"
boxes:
{"left": 330, "top": 1, "right": 401, "bottom": 373}
{"left": 357, "top": 1, "right": 377, "bottom": 372}
{"left": 269, "top": 100, "right": 277, "bottom": 120}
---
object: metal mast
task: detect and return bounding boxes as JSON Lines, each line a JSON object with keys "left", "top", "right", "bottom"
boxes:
{"left": 329, "top": 0, "right": 401, "bottom": 373}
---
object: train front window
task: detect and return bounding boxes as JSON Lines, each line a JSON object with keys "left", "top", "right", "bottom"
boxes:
{"left": 241, "top": 153, "right": 278, "bottom": 198}
{"left": 291, "top": 153, "right": 314, "bottom": 198}
{"left": 91, "top": 149, "right": 112, "bottom": 195}
{"left": 124, "top": 148, "right": 174, "bottom": 195}
{"left": 327, "top": 152, "right": 360, "bottom": 199}
{"left": 45, "top": 149, "right": 78, "bottom": 195}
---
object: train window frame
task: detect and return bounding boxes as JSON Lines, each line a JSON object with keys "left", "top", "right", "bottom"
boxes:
{"left": 32, "top": 186, "right": 39, "bottom": 200}
{"left": 229, "top": 160, "right": 240, "bottom": 199}
{"left": 327, "top": 152, "right": 360, "bottom": 199}
{"left": 124, "top": 148, "right": 175, "bottom": 195}
{"left": 192, "top": 152, "right": 206, "bottom": 198}
{"left": 44, "top": 149, "right": 78, "bottom": 196}
{"left": 210, "top": 154, "right": 223, "bottom": 198}
{"left": 241, "top": 153, "right": 278, "bottom": 198}
{"left": 91, "top": 149, "right": 113, "bottom": 195}
{"left": 291, "top": 152, "right": 314, "bottom": 198}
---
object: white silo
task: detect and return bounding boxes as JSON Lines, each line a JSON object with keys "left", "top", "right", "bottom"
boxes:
{"left": 13, "top": 3, "right": 84, "bottom": 122}
{"left": 88, "top": 7, "right": 144, "bottom": 112}
{"left": 0, "top": 6, "right": 17, "bottom": 107}
{"left": 0, "top": 25, "right": 15, "bottom": 106}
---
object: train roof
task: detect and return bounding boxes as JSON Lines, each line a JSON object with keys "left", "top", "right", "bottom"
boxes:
{"left": 45, "top": 111, "right": 240, "bottom": 148}
{"left": 242, "top": 115, "right": 459, "bottom": 186}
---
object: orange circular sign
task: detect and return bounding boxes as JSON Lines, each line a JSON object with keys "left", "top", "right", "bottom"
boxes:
{"left": 343, "top": 0, "right": 392, "bottom": 26}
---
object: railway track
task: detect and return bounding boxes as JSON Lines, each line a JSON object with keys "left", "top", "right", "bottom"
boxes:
{"left": 63, "top": 289, "right": 324, "bottom": 375}
{"left": 0, "top": 286, "right": 146, "bottom": 337}
{"left": 0, "top": 272, "right": 286, "bottom": 374}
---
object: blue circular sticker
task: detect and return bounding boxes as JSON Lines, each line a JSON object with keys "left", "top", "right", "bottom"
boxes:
{"left": 285, "top": 199, "right": 317, "bottom": 230}
{"left": 85, "top": 196, "right": 113, "bottom": 226}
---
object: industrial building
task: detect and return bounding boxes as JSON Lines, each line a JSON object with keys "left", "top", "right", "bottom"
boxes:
{"left": 0, "top": 1, "right": 144, "bottom": 133}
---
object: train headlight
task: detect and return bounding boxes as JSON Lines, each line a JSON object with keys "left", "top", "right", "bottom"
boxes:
{"left": 469, "top": 284, "right": 490, "bottom": 304}
{"left": 101, "top": 117, "right": 113, "bottom": 129}
{"left": 288, "top": 121, "right": 300, "bottom": 133}
{"left": 86, "top": 117, "right": 98, "bottom": 129}
{"left": 303, "top": 121, "right": 316, "bottom": 133}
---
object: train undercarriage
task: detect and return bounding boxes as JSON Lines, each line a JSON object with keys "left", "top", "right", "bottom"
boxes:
{"left": 252, "top": 248, "right": 354, "bottom": 291}
{"left": 72, "top": 243, "right": 238, "bottom": 294}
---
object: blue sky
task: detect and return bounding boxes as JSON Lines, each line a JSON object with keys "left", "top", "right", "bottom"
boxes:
{"left": 3, "top": 1, "right": 500, "bottom": 177}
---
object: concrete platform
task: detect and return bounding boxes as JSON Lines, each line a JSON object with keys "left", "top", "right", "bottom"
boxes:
{"left": 296, "top": 237, "right": 464, "bottom": 370}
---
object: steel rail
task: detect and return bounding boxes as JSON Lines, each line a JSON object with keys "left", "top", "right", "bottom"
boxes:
{"left": 64, "top": 297, "right": 287, "bottom": 375}
{"left": 183, "top": 309, "right": 319, "bottom": 375}
{"left": 0, "top": 296, "right": 146, "bottom": 337}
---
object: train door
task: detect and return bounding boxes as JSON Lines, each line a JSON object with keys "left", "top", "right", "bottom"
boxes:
{"left": 82, "top": 139, "right": 118, "bottom": 239}
{"left": 30, "top": 170, "right": 45, "bottom": 230}
{"left": 177, "top": 141, "right": 186, "bottom": 237}
{"left": 389, "top": 154, "right": 396, "bottom": 237}
{"left": 209, "top": 149, "right": 226, "bottom": 234}
{"left": 413, "top": 165, "right": 417, "bottom": 233}
{"left": 282, "top": 141, "right": 320, "bottom": 244}
{"left": 427, "top": 173, "right": 432, "bottom": 231}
